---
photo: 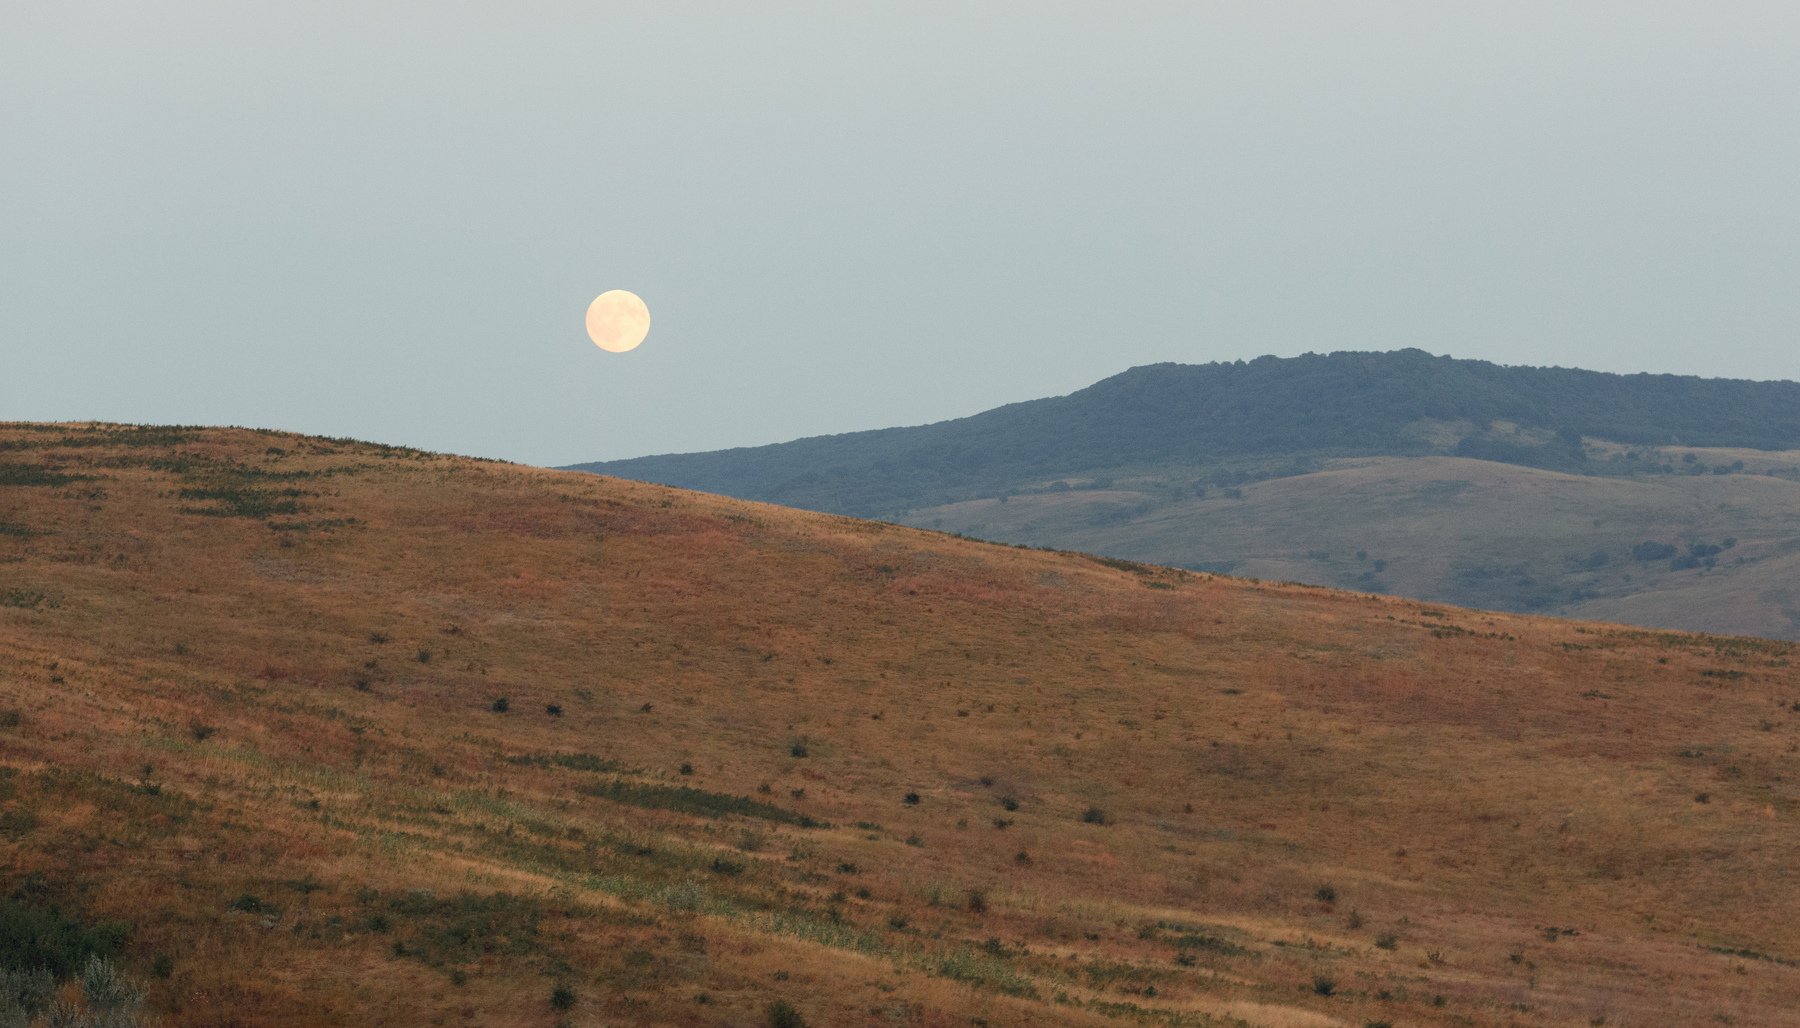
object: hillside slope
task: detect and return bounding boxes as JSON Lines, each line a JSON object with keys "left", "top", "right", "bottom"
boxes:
{"left": 569, "top": 351, "right": 1800, "bottom": 638}
{"left": 3, "top": 424, "right": 1800, "bottom": 1026}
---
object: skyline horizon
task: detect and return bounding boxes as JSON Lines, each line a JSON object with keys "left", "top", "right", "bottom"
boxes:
{"left": 10, "top": 6, "right": 1800, "bottom": 466}
{"left": 14, "top": 343, "right": 1800, "bottom": 467}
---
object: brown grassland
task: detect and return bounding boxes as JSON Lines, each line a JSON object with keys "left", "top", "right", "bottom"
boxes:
{"left": 1, "top": 423, "right": 1798, "bottom": 1026}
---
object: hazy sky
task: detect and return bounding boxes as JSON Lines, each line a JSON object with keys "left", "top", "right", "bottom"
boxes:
{"left": 6, "top": 3, "right": 1799, "bottom": 465}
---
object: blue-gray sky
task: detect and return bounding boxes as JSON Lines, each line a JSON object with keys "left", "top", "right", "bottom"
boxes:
{"left": 5, "top": 3, "right": 1799, "bottom": 465}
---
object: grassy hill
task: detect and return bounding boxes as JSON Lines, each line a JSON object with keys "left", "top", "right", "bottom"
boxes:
{"left": 4, "top": 423, "right": 1800, "bottom": 1026}
{"left": 568, "top": 351, "right": 1800, "bottom": 638}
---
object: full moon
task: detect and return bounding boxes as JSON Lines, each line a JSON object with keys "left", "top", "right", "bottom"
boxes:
{"left": 585, "top": 290, "right": 650, "bottom": 353}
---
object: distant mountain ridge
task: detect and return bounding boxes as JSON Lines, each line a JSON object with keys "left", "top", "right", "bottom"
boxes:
{"left": 569, "top": 351, "right": 1800, "bottom": 639}
{"left": 568, "top": 349, "right": 1800, "bottom": 517}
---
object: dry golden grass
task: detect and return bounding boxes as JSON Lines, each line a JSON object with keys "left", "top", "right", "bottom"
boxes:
{"left": 2, "top": 423, "right": 1799, "bottom": 1026}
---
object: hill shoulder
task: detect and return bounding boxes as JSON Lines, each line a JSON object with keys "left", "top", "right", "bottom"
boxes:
{"left": 3, "top": 423, "right": 1799, "bottom": 1025}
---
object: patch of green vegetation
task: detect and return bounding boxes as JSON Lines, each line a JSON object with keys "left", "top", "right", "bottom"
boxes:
{"left": 1179, "top": 560, "right": 1239, "bottom": 574}
{"left": 506, "top": 752, "right": 624, "bottom": 773}
{"left": 1169, "top": 932, "right": 1252, "bottom": 957}
{"left": 1147, "top": 920, "right": 1256, "bottom": 958}
{"left": 178, "top": 486, "right": 306, "bottom": 518}
{"left": 0, "top": 589, "right": 56, "bottom": 610}
{"left": 378, "top": 891, "right": 557, "bottom": 967}
{"left": 214, "top": 465, "right": 321, "bottom": 482}
{"left": 1080, "top": 957, "right": 1158, "bottom": 991}
{"left": 584, "top": 779, "right": 826, "bottom": 827}
{"left": 266, "top": 517, "right": 360, "bottom": 532}
{"left": 229, "top": 894, "right": 275, "bottom": 915}
{"left": 1088, "top": 554, "right": 1161, "bottom": 576}
{"left": 924, "top": 945, "right": 1039, "bottom": 998}
{"left": 0, "top": 520, "right": 34, "bottom": 538}
{"left": 29, "top": 767, "right": 199, "bottom": 827}
{"left": 1, "top": 426, "right": 202, "bottom": 451}
{"left": 0, "top": 465, "right": 88, "bottom": 487}
{"left": 99, "top": 453, "right": 202, "bottom": 474}
{"left": 1445, "top": 561, "right": 1566, "bottom": 612}
{"left": 1706, "top": 944, "right": 1795, "bottom": 966}
{"left": 0, "top": 895, "right": 129, "bottom": 977}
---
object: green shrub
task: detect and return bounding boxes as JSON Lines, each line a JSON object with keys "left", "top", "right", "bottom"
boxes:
{"left": 584, "top": 779, "right": 824, "bottom": 827}
{"left": 79, "top": 955, "right": 143, "bottom": 1011}
{"left": 0, "top": 898, "right": 128, "bottom": 978}
{"left": 0, "top": 590, "right": 53, "bottom": 611}
{"left": 0, "top": 956, "right": 151, "bottom": 1027}
{"left": 177, "top": 485, "right": 303, "bottom": 518}
{"left": 506, "top": 752, "right": 620, "bottom": 773}
{"left": 0, "top": 465, "right": 86, "bottom": 487}
{"left": 0, "top": 965, "right": 55, "bottom": 1016}
{"left": 766, "top": 999, "right": 806, "bottom": 1027}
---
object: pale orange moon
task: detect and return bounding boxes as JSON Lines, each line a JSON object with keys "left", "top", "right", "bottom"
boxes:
{"left": 585, "top": 290, "right": 650, "bottom": 353}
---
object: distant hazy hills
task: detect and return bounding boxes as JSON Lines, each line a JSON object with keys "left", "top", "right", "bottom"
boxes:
{"left": 570, "top": 350, "right": 1800, "bottom": 638}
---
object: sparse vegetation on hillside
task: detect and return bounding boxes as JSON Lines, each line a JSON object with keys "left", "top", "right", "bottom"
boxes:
{"left": 1, "top": 423, "right": 1799, "bottom": 1025}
